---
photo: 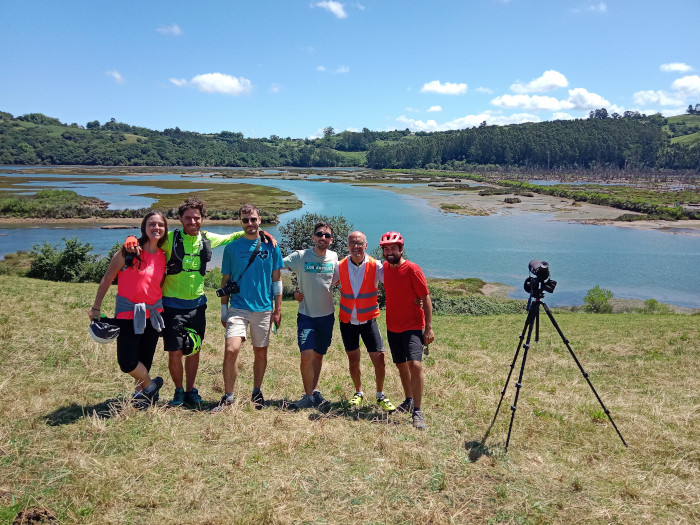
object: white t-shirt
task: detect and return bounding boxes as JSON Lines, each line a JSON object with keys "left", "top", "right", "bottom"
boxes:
{"left": 284, "top": 248, "right": 338, "bottom": 318}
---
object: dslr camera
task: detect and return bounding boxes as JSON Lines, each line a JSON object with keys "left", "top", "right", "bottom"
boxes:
{"left": 216, "top": 280, "right": 240, "bottom": 297}
{"left": 523, "top": 259, "right": 557, "bottom": 295}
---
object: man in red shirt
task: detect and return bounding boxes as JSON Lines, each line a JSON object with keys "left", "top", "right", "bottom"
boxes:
{"left": 379, "top": 231, "right": 434, "bottom": 430}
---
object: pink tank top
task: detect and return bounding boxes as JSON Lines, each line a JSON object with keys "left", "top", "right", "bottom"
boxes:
{"left": 116, "top": 249, "right": 166, "bottom": 319}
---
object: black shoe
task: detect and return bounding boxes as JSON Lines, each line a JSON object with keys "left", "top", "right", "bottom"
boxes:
{"left": 251, "top": 390, "right": 265, "bottom": 410}
{"left": 396, "top": 398, "right": 414, "bottom": 414}
{"left": 211, "top": 394, "right": 234, "bottom": 413}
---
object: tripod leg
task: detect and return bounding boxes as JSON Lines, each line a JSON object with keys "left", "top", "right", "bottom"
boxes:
{"left": 481, "top": 305, "right": 537, "bottom": 444}
{"left": 505, "top": 301, "right": 538, "bottom": 452}
{"left": 540, "top": 302, "right": 628, "bottom": 448}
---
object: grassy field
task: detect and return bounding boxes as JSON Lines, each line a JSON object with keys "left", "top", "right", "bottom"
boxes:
{"left": 1, "top": 275, "right": 698, "bottom": 524}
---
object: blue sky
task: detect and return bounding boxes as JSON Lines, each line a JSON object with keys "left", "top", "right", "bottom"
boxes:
{"left": 2, "top": 0, "right": 699, "bottom": 139}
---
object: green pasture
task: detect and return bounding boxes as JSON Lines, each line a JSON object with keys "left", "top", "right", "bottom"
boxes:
{"left": 1, "top": 275, "right": 698, "bottom": 524}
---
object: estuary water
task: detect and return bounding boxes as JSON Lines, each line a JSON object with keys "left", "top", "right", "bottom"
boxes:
{"left": 1, "top": 171, "right": 699, "bottom": 308}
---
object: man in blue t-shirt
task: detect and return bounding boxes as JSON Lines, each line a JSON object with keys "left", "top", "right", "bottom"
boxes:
{"left": 213, "top": 203, "right": 283, "bottom": 411}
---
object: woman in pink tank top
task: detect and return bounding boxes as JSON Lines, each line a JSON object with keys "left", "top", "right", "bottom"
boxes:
{"left": 88, "top": 211, "right": 168, "bottom": 408}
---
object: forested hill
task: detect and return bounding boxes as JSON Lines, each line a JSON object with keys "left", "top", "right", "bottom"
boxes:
{"left": 1, "top": 109, "right": 699, "bottom": 171}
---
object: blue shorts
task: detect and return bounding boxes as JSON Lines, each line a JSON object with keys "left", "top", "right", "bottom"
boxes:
{"left": 297, "top": 313, "right": 335, "bottom": 355}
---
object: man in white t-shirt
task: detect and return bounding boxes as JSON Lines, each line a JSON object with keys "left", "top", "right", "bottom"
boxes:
{"left": 283, "top": 222, "right": 338, "bottom": 409}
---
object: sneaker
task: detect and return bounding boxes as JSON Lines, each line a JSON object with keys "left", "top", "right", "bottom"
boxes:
{"left": 251, "top": 390, "right": 265, "bottom": 410}
{"left": 312, "top": 390, "right": 327, "bottom": 407}
{"left": 169, "top": 387, "right": 185, "bottom": 407}
{"left": 396, "top": 398, "right": 414, "bottom": 414}
{"left": 377, "top": 395, "right": 397, "bottom": 413}
{"left": 211, "top": 394, "right": 234, "bottom": 413}
{"left": 132, "top": 377, "right": 163, "bottom": 409}
{"left": 290, "top": 394, "right": 315, "bottom": 410}
{"left": 348, "top": 392, "right": 364, "bottom": 406}
{"left": 412, "top": 410, "right": 427, "bottom": 430}
{"left": 184, "top": 387, "right": 202, "bottom": 406}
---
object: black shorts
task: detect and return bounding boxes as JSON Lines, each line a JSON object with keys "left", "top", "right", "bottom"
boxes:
{"left": 163, "top": 304, "right": 207, "bottom": 352}
{"left": 387, "top": 329, "right": 424, "bottom": 364}
{"left": 115, "top": 318, "right": 161, "bottom": 373}
{"left": 339, "top": 319, "right": 384, "bottom": 353}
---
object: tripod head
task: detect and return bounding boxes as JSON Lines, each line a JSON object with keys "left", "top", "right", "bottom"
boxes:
{"left": 524, "top": 260, "right": 557, "bottom": 309}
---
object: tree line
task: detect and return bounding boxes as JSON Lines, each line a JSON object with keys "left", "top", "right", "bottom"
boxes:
{"left": 1, "top": 109, "right": 698, "bottom": 171}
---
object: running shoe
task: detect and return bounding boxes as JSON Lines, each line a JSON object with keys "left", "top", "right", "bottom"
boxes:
{"left": 169, "top": 387, "right": 185, "bottom": 407}
{"left": 377, "top": 395, "right": 397, "bottom": 413}
{"left": 290, "top": 394, "right": 315, "bottom": 410}
{"left": 412, "top": 410, "right": 427, "bottom": 430}
{"left": 396, "top": 398, "right": 414, "bottom": 414}
{"left": 312, "top": 390, "right": 327, "bottom": 407}
{"left": 211, "top": 394, "right": 234, "bottom": 413}
{"left": 184, "top": 387, "right": 203, "bottom": 406}
{"left": 251, "top": 390, "right": 265, "bottom": 410}
{"left": 348, "top": 392, "right": 364, "bottom": 406}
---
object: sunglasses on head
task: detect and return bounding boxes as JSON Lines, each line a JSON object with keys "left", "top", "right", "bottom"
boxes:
{"left": 242, "top": 217, "right": 259, "bottom": 224}
{"left": 314, "top": 231, "right": 332, "bottom": 239}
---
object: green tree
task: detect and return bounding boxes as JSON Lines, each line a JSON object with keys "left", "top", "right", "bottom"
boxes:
{"left": 583, "top": 285, "right": 613, "bottom": 313}
{"left": 323, "top": 126, "right": 335, "bottom": 138}
{"left": 278, "top": 213, "right": 353, "bottom": 260}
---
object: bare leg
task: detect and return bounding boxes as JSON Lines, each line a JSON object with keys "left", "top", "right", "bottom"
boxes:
{"left": 252, "top": 346, "right": 268, "bottom": 390}
{"left": 311, "top": 352, "right": 324, "bottom": 392}
{"left": 346, "top": 348, "right": 362, "bottom": 392}
{"left": 168, "top": 350, "right": 184, "bottom": 389}
{"left": 300, "top": 350, "right": 316, "bottom": 396}
{"left": 407, "top": 360, "right": 424, "bottom": 408}
{"left": 128, "top": 362, "right": 152, "bottom": 392}
{"left": 395, "top": 361, "right": 413, "bottom": 400}
{"left": 184, "top": 351, "right": 200, "bottom": 392}
{"left": 368, "top": 351, "right": 386, "bottom": 393}
{"left": 223, "top": 337, "right": 242, "bottom": 393}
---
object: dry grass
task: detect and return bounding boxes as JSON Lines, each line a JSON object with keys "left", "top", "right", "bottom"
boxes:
{"left": 0, "top": 276, "right": 698, "bottom": 524}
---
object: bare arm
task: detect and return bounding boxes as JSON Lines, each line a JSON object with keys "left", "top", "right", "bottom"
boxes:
{"left": 271, "top": 269, "right": 282, "bottom": 327}
{"left": 422, "top": 294, "right": 434, "bottom": 345}
{"left": 220, "top": 273, "right": 231, "bottom": 326}
{"left": 88, "top": 250, "right": 126, "bottom": 320}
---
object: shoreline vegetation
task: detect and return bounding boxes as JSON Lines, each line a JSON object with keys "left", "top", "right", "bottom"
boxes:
{"left": 2, "top": 274, "right": 699, "bottom": 523}
{"left": 1, "top": 165, "right": 699, "bottom": 236}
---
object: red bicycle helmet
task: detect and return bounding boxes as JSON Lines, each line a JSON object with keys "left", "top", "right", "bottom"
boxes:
{"left": 379, "top": 231, "right": 404, "bottom": 246}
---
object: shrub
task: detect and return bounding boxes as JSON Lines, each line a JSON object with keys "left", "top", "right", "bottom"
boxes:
{"left": 640, "top": 298, "right": 671, "bottom": 314}
{"left": 583, "top": 285, "right": 613, "bottom": 313}
{"left": 27, "top": 238, "right": 118, "bottom": 283}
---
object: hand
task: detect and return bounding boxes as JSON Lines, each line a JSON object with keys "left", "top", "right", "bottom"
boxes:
{"left": 259, "top": 230, "right": 277, "bottom": 248}
{"left": 124, "top": 236, "right": 141, "bottom": 256}
{"left": 87, "top": 306, "right": 100, "bottom": 321}
{"left": 271, "top": 309, "right": 281, "bottom": 328}
{"left": 423, "top": 327, "right": 434, "bottom": 345}
{"left": 414, "top": 297, "right": 424, "bottom": 308}
{"left": 294, "top": 291, "right": 304, "bottom": 302}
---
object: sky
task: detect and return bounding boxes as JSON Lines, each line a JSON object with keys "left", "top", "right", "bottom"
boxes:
{"left": 2, "top": 0, "right": 699, "bottom": 139}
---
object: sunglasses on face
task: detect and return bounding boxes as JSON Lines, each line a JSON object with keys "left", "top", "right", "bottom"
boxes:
{"left": 242, "top": 217, "right": 259, "bottom": 224}
{"left": 314, "top": 231, "right": 332, "bottom": 239}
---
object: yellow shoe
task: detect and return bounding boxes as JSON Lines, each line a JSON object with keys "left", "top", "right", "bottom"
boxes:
{"left": 377, "top": 395, "right": 396, "bottom": 413}
{"left": 348, "top": 392, "right": 364, "bottom": 406}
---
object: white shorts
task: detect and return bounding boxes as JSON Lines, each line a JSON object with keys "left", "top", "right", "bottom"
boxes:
{"left": 225, "top": 308, "right": 272, "bottom": 348}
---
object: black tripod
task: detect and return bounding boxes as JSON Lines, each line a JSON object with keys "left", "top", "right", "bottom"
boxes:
{"left": 483, "top": 281, "right": 628, "bottom": 452}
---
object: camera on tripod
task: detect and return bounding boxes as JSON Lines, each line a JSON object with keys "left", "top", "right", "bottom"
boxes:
{"left": 216, "top": 280, "right": 240, "bottom": 297}
{"left": 523, "top": 259, "right": 557, "bottom": 294}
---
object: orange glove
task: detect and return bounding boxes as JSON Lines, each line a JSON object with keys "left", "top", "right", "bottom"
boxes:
{"left": 124, "top": 236, "right": 139, "bottom": 250}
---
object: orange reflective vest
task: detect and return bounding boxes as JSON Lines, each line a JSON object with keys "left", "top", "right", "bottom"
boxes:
{"left": 338, "top": 257, "right": 380, "bottom": 323}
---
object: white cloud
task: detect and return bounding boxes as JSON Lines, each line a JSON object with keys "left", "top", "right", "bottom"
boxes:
{"left": 475, "top": 86, "right": 493, "bottom": 94}
{"left": 157, "top": 24, "right": 182, "bottom": 36}
{"left": 553, "top": 112, "right": 575, "bottom": 120}
{"left": 170, "top": 73, "right": 253, "bottom": 95}
{"left": 660, "top": 62, "right": 692, "bottom": 73}
{"left": 269, "top": 83, "right": 281, "bottom": 94}
{"left": 395, "top": 112, "right": 539, "bottom": 132}
{"left": 491, "top": 94, "right": 571, "bottom": 111}
{"left": 335, "top": 66, "right": 350, "bottom": 74}
{"left": 316, "top": 65, "right": 326, "bottom": 71}
{"left": 106, "top": 70, "right": 124, "bottom": 84}
{"left": 572, "top": 2, "right": 607, "bottom": 14}
{"left": 345, "top": 126, "right": 361, "bottom": 132}
{"left": 354, "top": 3, "right": 365, "bottom": 10}
{"left": 633, "top": 90, "right": 684, "bottom": 107}
{"left": 510, "top": 70, "right": 568, "bottom": 93}
{"left": 427, "top": 106, "right": 442, "bottom": 113}
{"left": 420, "top": 80, "right": 467, "bottom": 95}
{"left": 404, "top": 107, "right": 419, "bottom": 113}
{"left": 566, "top": 87, "right": 610, "bottom": 110}
{"left": 671, "top": 75, "right": 700, "bottom": 97}
{"left": 308, "top": 127, "right": 325, "bottom": 139}
{"left": 491, "top": 87, "right": 610, "bottom": 112}
{"left": 313, "top": 1, "right": 348, "bottom": 19}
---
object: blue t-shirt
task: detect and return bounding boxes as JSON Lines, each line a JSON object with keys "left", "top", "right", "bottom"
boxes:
{"left": 221, "top": 237, "right": 284, "bottom": 312}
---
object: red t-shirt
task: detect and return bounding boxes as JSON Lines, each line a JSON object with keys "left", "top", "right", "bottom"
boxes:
{"left": 383, "top": 260, "right": 429, "bottom": 333}
{"left": 116, "top": 249, "right": 166, "bottom": 319}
